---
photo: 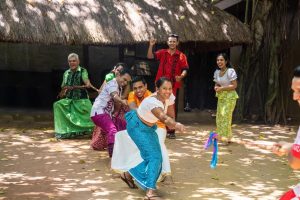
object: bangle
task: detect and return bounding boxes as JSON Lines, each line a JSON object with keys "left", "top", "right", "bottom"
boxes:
{"left": 113, "top": 93, "right": 118, "bottom": 98}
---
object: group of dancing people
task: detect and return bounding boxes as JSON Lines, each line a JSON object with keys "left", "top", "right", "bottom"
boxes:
{"left": 50, "top": 32, "right": 300, "bottom": 199}
{"left": 54, "top": 62, "right": 186, "bottom": 199}
{"left": 53, "top": 34, "right": 240, "bottom": 200}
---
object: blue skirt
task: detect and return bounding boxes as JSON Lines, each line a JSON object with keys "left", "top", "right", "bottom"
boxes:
{"left": 125, "top": 110, "right": 162, "bottom": 190}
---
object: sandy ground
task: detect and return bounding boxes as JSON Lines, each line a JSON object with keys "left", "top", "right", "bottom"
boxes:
{"left": 0, "top": 117, "right": 300, "bottom": 200}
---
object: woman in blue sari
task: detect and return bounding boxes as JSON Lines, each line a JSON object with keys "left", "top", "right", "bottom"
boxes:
{"left": 121, "top": 77, "right": 185, "bottom": 200}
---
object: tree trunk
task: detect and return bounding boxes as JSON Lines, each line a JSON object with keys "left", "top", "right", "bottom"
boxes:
{"left": 236, "top": 0, "right": 298, "bottom": 124}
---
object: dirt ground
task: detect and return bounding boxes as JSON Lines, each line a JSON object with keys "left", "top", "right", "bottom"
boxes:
{"left": 0, "top": 113, "right": 300, "bottom": 200}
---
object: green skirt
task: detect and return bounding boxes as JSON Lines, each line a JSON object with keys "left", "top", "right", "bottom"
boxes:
{"left": 53, "top": 98, "right": 94, "bottom": 139}
{"left": 216, "top": 91, "right": 238, "bottom": 138}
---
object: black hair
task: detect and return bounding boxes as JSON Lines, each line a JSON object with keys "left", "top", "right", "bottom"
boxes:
{"left": 112, "top": 62, "right": 127, "bottom": 71}
{"left": 217, "top": 53, "right": 232, "bottom": 68}
{"left": 119, "top": 67, "right": 132, "bottom": 77}
{"left": 168, "top": 33, "right": 179, "bottom": 41}
{"left": 294, "top": 66, "right": 300, "bottom": 78}
{"left": 131, "top": 76, "right": 147, "bottom": 85}
{"left": 155, "top": 77, "right": 172, "bottom": 88}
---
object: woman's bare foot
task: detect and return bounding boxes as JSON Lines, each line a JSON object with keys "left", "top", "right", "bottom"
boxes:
{"left": 145, "top": 190, "right": 163, "bottom": 200}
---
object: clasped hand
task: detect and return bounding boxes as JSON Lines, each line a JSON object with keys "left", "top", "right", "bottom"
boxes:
{"left": 175, "top": 122, "right": 185, "bottom": 132}
{"left": 272, "top": 141, "right": 291, "bottom": 156}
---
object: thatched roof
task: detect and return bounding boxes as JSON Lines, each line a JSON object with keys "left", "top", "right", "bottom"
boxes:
{"left": 0, "top": 0, "right": 251, "bottom": 47}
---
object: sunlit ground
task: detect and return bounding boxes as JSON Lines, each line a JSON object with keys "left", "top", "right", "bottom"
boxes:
{"left": 0, "top": 119, "right": 299, "bottom": 200}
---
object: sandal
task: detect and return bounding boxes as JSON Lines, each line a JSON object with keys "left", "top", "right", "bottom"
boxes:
{"left": 120, "top": 172, "right": 137, "bottom": 189}
{"left": 144, "top": 195, "right": 162, "bottom": 200}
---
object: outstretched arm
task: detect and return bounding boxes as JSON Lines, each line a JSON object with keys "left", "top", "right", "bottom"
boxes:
{"left": 110, "top": 91, "right": 128, "bottom": 106}
{"left": 82, "top": 79, "right": 99, "bottom": 92}
{"left": 272, "top": 141, "right": 292, "bottom": 156}
{"left": 166, "top": 104, "right": 175, "bottom": 119}
{"left": 151, "top": 107, "right": 185, "bottom": 131}
{"left": 272, "top": 141, "right": 300, "bottom": 169}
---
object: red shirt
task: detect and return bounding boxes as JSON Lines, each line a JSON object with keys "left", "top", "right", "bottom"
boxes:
{"left": 154, "top": 49, "right": 189, "bottom": 90}
{"left": 292, "top": 144, "right": 300, "bottom": 159}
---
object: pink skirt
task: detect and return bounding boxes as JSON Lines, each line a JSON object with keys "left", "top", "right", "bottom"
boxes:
{"left": 90, "top": 105, "right": 128, "bottom": 151}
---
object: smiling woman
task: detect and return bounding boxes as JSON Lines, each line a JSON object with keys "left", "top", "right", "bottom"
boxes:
{"left": 112, "top": 76, "right": 174, "bottom": 184}
{"left": 213, "top": 53, "right": 238, "bottom": 143}
{"left": 119, "top": 77, "right": 186, "bottom": 200}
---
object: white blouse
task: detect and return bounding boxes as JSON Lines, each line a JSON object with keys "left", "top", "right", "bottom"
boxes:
{"left": 213, "top": 68, "right": 237, "bottom": 87}
{"left": 294, "top": 126, "right": 300, "bottom": 144}
{"left": 137, "top": 93, "right": 175, "bottom": 123}
{"left": 91, "top": 79, "right": 119, "bottom": 116}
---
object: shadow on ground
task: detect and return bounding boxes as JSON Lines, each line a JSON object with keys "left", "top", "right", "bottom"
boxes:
{"left": 0, "top": 111, "right": 299, "bottom": 200}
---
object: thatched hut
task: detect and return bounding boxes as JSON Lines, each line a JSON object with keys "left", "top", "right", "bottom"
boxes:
{"left": 0, "top": 0, "right": 251, "bottom": 109}
{"left": 0, "top": 0, "right": 251, "bottom": 45}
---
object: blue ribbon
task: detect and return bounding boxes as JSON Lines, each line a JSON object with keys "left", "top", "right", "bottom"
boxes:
{"left": 204, "top": 132, "right": 218, "bottom": 169}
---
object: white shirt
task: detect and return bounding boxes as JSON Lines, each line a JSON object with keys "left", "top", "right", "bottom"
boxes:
{"left": 137, "top": 93, "right": 175, "bottom": 123}
{"left": 91, "top": 79, "right": 120, "bottom": 116}
{"left": 213, "top": 68, "right": 237, "bottom": 87}
{"left": 294, "top": 126, "right": 300, "bottom": 144}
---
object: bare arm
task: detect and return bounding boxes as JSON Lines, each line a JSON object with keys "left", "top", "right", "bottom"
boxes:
{"left": 129, "top": 102, "right": 138, "bottom": 110}
{"left": 83, "top": 79, "right": 99, "bottom": 92}
{"left": 271, "top": 141, "right": 300, "bottom": 169}
{"left": 121, "top": 84, "right": 131, "bottom": 99}
{"left": 181, "top": 69, "right": 188, "bottom": 79}
{"left": 286, "top": 142, "right": 300, "bottom": 170}
{"left": 151, "top": 107, "right": 185, "bottom": 131}
{"left": 63, "top": 84, "right": 87, "bottom": 90}
{"left": 166, "top": 104, "right": 175, "bottom": 119}
{"left": 110, "top": 91, "right": 128, "bottom": 106}
{"left": 215, "top": 80, "right": 237, "bottom": 92}
{"left": 83, "top": 79, "right": 91, "bottom": 88}
{"left": 175, "top": 69, "right": 188, "bottom": 82}
{"left": 147, "top": 39, "right": 156, "bottom": 59}
{"left": 272, "top": 141, "right": 292, "bottom": 156}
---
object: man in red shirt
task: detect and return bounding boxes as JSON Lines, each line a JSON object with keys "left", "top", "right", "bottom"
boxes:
{"left": 147, "top": 34, "right": 189, "bottom": 139}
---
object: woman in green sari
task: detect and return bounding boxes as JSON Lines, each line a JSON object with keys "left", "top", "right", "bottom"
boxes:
{"left": 54, "top": 53, "right": 97, "bottom": 139}
{"left": 213, "top": 53, "right": 238, "bottom": 143}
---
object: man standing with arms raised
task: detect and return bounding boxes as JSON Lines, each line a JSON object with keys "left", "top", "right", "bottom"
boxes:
{"left": 147, "top": 34, "right": 189, "bottom": 139}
